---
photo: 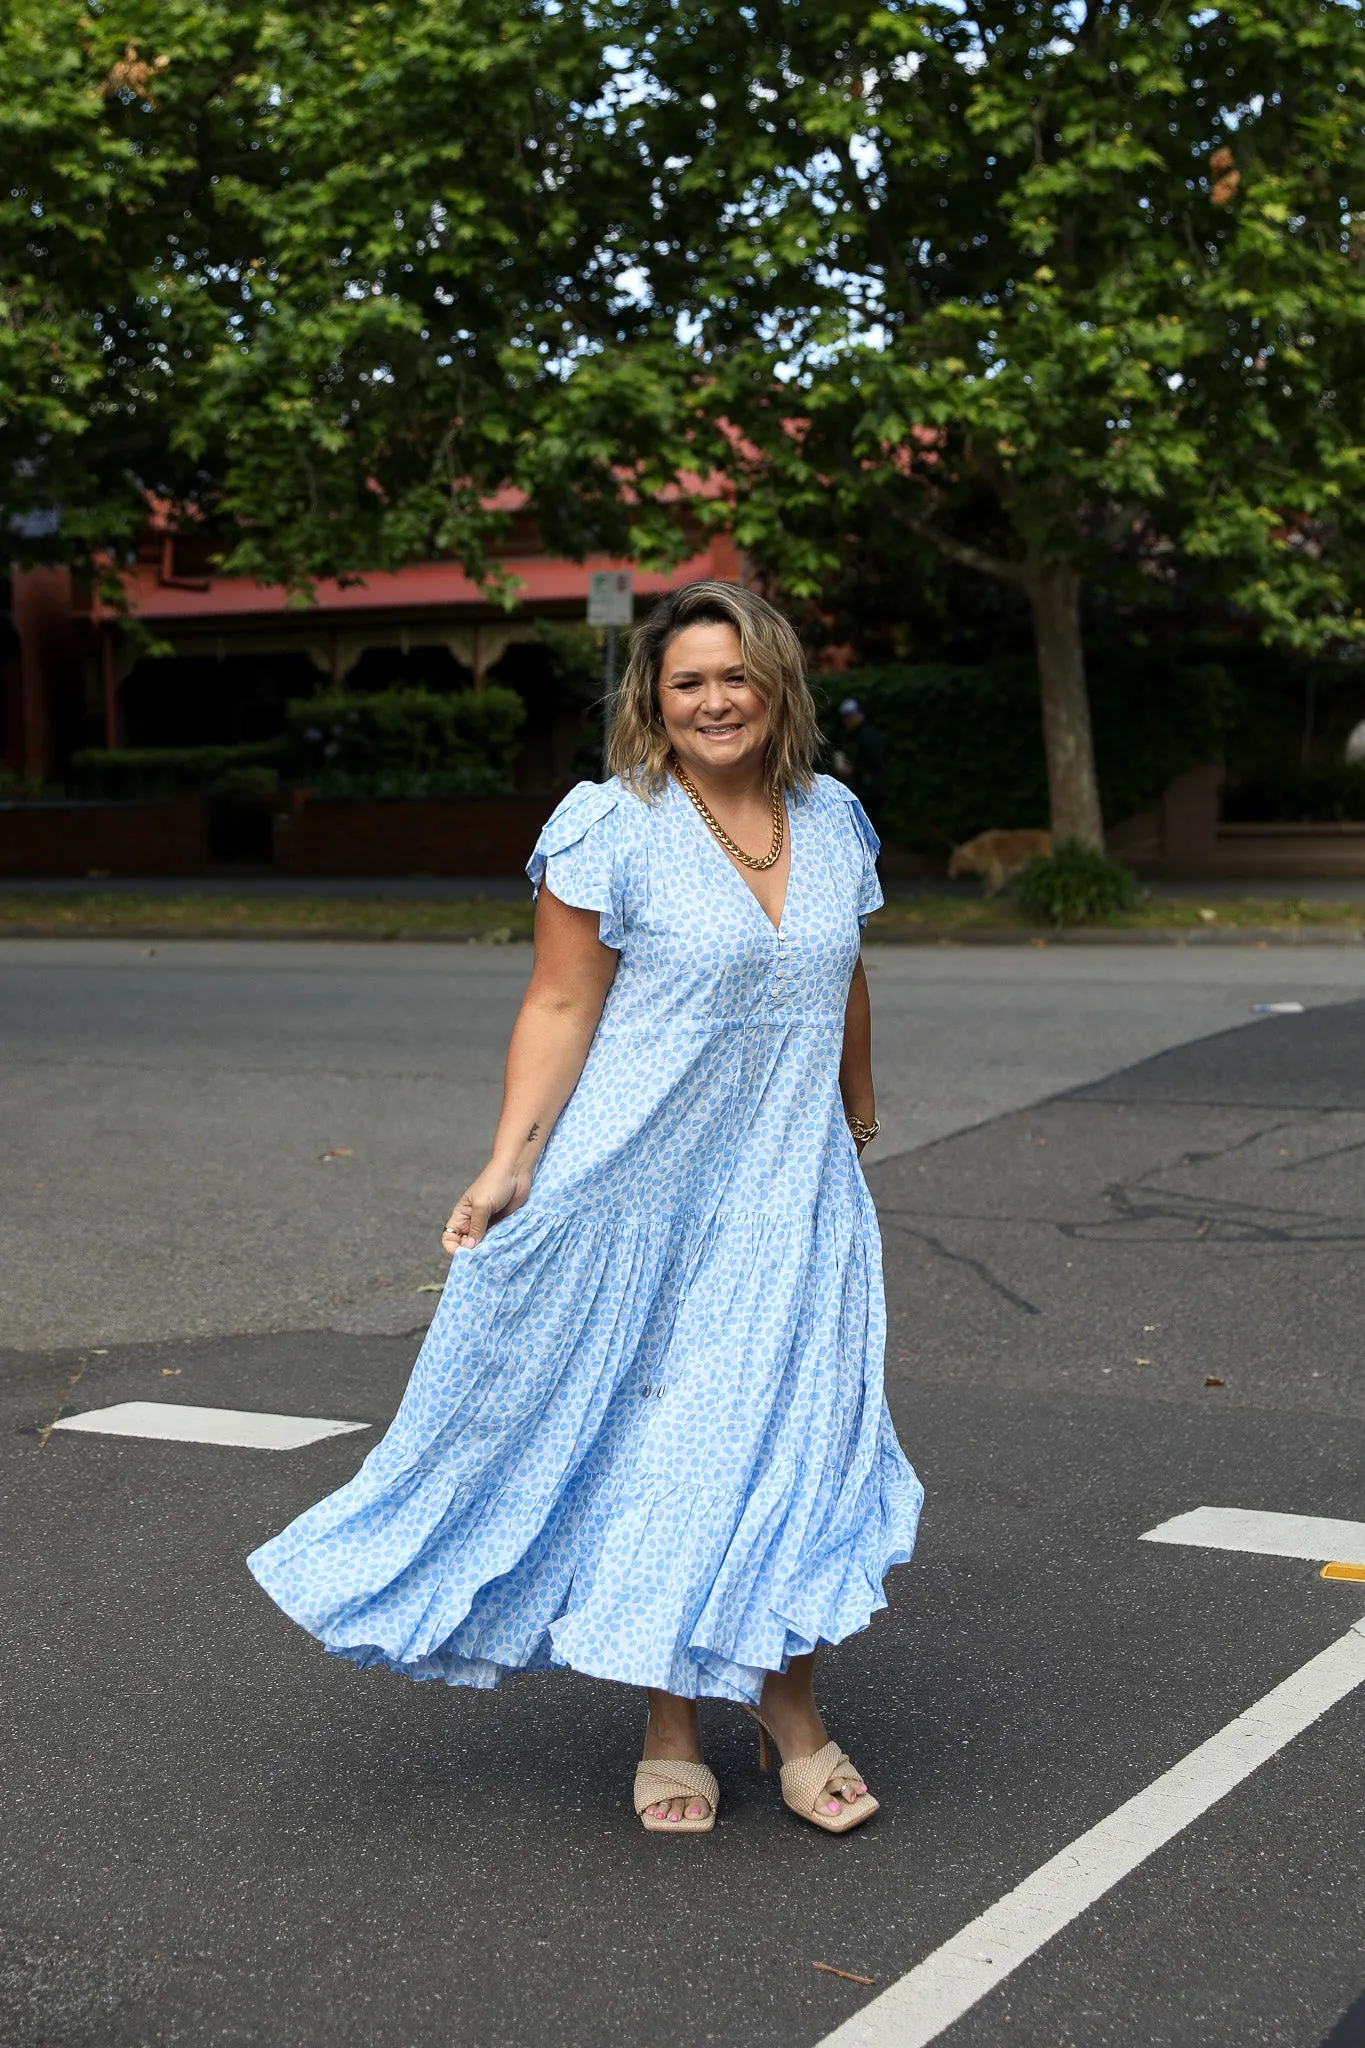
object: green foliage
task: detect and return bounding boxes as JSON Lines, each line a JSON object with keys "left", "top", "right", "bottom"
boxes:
{"left": 69, "top": 742, "right": 287, "bottom": 800}
{"left": 589, "top": 0, "right": 1365, "bottom": 651}
{"left": 206, "top": 765, "right": 280, "bottom": 803}
{"left": 535, "top": 619, "right": 616, "bottom": 781}
{"left": 535, "top": 622, "right": 609, "bottom": 711}
{"left": 67, "top": 687, "right": 528, "bottom": 799}
{"left": 1, "top": 0, "right": 634, "bottom": 587}
{"left": 13, "top": 0, "right": 1365, "bottom": 758}
{"left": 811, "top": 658, "right": 1229, "bottom": 850}
{"left": 1223, "top": 764, "right": 1365, "bottom": 823}
{"left": 284, "top": 686, "right": 526, "bottom": 796}
{"left": 1014, "top": 841, "right": 1139, "bottom": 928}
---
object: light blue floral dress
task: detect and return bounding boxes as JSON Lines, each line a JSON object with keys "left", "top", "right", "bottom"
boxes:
{"left": 248, "top": 771, "right": 923, "bottom": 1702}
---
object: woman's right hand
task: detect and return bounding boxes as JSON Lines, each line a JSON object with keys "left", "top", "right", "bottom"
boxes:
{"left": 441, "top": 1162, "right": 533, "bottom": 1252}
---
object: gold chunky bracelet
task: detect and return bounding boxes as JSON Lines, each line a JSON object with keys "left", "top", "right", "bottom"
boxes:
{"left": 847, "top": 1114, "right": 880, "bottom": 1145}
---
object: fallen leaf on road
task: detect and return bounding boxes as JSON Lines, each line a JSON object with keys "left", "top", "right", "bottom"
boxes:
{"left": 317, "top": 1148, "right": 354, "bottom": 1161}
{"left": 161, "top": 1368, "right": 181, "bottom": 1376}
{"left": 812, "top": 1963, "right": 876, "bottom": 1988}
{"left": 416, "top": 1283, "right": 444, "bottom": 1294}
{"left": 1134, "top": 1357, "right": 1152, "bottom": 1366}
{"left": 1204, "top": 1375, "right": 1226, "bottom": 1388}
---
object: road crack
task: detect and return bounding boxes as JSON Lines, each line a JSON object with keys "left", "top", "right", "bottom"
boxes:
{"left": 34, "top": 1361, "right": 87, "bottom": 1452}
{"left": 882, "top": 1219, "right": 1042, "bottom": 1315}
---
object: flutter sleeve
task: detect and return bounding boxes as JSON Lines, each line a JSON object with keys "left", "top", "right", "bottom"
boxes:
{"left": 525, "top": 780, "right": 629, "bottom": 949}
{"left": 828, "top": 781, "right": 885, "bottom": 928}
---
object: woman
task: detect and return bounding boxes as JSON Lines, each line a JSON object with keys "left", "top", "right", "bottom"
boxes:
{"left": 249, "top": 580, "right": 922, "bottom": 1836}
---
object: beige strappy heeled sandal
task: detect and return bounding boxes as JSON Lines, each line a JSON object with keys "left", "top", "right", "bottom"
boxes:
{"left": 633, "top": 1756, "right": 719, "bottom": 1834}
{"left": 747, "top": 1709, "right": 879, "bottom": 1835}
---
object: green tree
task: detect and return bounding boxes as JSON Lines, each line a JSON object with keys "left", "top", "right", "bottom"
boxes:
{"left": 1, "top": 0, "right": 634, "bottom": 587}
{"left": 582, "top": 0, "right": 1365, "bottom": 843}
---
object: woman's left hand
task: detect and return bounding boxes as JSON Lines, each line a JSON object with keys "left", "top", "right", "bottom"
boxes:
{"left": 441, "top": 1160, "right": 532, "bottom": 1251}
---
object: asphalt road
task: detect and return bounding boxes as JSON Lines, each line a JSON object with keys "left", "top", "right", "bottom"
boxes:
{"left": 7, "top": 937, "right": 1365, "bottom": 1351}
{"left": 2, "top": 945, "right": 1363, "bottom": 2047}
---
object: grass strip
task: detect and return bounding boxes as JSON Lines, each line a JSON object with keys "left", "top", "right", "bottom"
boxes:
{"left": 0, "top": 889, "right": 1363, "bottom": 941}
{"left": 869, "top": 893, "right": 1365, "bottom": 936}
{"left": 0, "top": 892, "right": 535, "bottom": 939}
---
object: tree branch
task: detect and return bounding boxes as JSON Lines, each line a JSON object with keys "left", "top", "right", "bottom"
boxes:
{"left": 888, "top": 498, "right": 1030, "bottom": 585}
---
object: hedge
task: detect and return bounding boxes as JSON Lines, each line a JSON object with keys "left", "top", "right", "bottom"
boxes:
{"left": 809, "top": 656, "right": 1230, "bottom": 850}
{"left": 69, "top": 741, "right": 288, "bottom": 800}
{"left": 285, "top": 685, "right": 526, "bottom": 796}
{"left": 68, "top": 686, "right": 528, "bottom": 803}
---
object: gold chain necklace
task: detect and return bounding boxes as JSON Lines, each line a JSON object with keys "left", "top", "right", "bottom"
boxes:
{"left": 671, "top": 757, "right": 785, "bottom": 872}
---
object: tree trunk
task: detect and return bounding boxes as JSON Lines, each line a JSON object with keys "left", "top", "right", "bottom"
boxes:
{"left": 1026, "top": 563, "right": 1104, "bottom": 850}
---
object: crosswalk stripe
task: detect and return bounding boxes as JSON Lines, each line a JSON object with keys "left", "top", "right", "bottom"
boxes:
{"left": 50, "top": 1401, "right": 369, "bottom": 1451}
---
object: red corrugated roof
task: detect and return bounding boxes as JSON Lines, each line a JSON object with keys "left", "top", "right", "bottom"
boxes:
{"left": 112, "top": 537, "right": 740, "bottom": 623}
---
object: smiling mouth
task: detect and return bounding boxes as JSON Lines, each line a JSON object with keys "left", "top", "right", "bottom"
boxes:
{"left": 697, "top": 724, "right": 744, "bottom": 737}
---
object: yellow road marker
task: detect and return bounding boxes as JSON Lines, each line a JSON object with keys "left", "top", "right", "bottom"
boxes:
{"left": 1321, "top": 1562, "right": 1365, "bottom": 1582}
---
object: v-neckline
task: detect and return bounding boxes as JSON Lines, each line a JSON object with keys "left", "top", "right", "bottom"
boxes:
{"left": 671, "top": 772, "right": 796, "bottom": 937}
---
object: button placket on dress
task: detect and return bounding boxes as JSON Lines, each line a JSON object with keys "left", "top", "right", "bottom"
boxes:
{"left": 771, "top": 930, "right": 788, "bottom": 1005}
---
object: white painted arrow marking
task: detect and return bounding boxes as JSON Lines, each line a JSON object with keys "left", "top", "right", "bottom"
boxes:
{"left": 50, "top": 1401, "right": 368, "bottom": 1451}
{"left": 814, "top": 1512, "right": 1365, "bottom": 2048}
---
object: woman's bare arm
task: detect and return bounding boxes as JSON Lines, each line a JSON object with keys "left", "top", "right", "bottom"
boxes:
{"left": 442, "top": 887, "right": 618, "bottom": 1249}
{"left": 839, "top": 956, "right": 876, "bottom": 1149}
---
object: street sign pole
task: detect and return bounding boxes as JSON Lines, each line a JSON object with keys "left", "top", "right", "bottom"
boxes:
{"left": 602, "top": 624, "right": 617, "bottom": 779}
{"left": 587, "top": 571, "right": 634, "bottom": 782}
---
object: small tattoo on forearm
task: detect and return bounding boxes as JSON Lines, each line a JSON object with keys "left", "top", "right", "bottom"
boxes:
{"left": 527, "top": 1122, "right": 540, "bottom": 1142}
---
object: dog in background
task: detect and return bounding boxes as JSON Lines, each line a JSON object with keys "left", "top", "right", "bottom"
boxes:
{"left": 947, "top": 828, "right": 1052, "bottom": 897}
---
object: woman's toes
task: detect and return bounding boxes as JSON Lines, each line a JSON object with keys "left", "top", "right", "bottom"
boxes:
{"left": 685, "top": 1801, "right": 706, "bottom": 1819}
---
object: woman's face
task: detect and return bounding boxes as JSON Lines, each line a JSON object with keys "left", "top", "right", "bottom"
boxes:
{"left": 657, "top": 622, "right": 769, "bottom": 782}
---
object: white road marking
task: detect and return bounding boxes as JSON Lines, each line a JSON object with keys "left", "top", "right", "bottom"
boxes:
{"left": 816, "top": 1618, "right": 1365, "bottom": 2048}
{"left": 50, "top": 1401, "right": 368, "bottom": 1451}
{"left": 1141, "top": 1506, "right": 1365, "bottom": 1568}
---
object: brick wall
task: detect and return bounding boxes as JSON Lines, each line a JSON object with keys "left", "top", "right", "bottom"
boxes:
{"left": 271, "top": 791, "right": 563, "bottom": 877}
{"left": 0, "top": 795, "right": 211, "bottom": 877}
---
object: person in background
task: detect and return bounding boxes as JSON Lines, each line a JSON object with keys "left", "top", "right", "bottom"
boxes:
{"left": 837, "top": 698, "right": 885, "bottom": 826}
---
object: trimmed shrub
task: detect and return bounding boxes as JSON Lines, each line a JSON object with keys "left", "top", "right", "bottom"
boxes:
{"left": 206, "top": 765, "right": 281, "bottom": 802}
{"left": 1014, "top": 839, "right": 1138, "bottom": 927}
{"left": 809, "top": 656, "right": 1231, "bottom": 851}
{"left": 69, "top": 741, "right": 287, "bottom": 800}
{"left": 284, "top": 685, "right": 526, "bottom": 797}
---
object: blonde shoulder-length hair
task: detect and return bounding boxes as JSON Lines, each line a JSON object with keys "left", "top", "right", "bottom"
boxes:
{"left": 606, "top": 581, "right": 820, "bottom": 798}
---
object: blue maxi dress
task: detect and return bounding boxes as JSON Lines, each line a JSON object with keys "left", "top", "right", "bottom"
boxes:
{"left": 248, "top": 771, "right": 923, "bottom": 1702}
